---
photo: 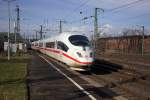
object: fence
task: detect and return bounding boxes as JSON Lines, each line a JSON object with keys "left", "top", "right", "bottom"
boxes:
{"left": 95, "top": 35, "right": 150, "bottom": 55}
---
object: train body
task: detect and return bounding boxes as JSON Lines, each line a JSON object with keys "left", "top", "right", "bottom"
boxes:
{"left": 31, "top": 33, "right": 94, "bottom": 71}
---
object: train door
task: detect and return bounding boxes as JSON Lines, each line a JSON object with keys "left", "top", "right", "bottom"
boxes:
{"left": 43, "top": 42, "right": 46, "bottom": 54}
{"left": 57, "top": 41, "right": 69, "bottom": 62}
{"left": 56, "top": 41, "right": 62, "bottom": 61}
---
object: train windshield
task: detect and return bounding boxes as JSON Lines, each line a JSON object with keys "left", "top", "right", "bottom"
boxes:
{"left": 69, "top": 35, "right": 90, "bottom": 46}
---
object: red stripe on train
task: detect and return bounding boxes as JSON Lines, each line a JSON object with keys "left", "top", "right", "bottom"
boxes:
{"left": 62, "top": 53, "right": 93, "bottom": 64}
{"left": 33, "top": 46, "right": 93, "bottom": 65}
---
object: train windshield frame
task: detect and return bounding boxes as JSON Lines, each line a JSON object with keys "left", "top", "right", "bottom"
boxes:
{"left": 69, "top": 35, "right": 90, "bottom": 46}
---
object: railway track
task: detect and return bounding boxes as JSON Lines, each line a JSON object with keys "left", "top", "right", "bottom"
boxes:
{"left": 90, "top": 59, "right": 150, "bottom": 100}
{"left": 90, "top": 72, "right": 150, "bottom": 100}
{"left": 97, "top": 56, "right": 150, "bottom": 76}
{"left": 79, "top": 62, "right": 150, "bottom": 99}
{"left": 93, "top": 62, "right": 148, "bottom": 84}
{"left": 41, "top": 53, "right": 150, "bottom": 100}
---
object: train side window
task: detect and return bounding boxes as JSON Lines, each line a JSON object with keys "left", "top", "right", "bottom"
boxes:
{"left": 39, "top": 42, "right": 43, "bottom": 47}
{"left": 46, "top": 42, "right": 55, "bottom": 48}
{"left": 32, "top": 44, "right": 34, "bottom": 46}
{"left": 57, "top": 41, "right": 69, "bottom": 52}
{"left": 35, "top": 43, "right": 38, "bottom": 46}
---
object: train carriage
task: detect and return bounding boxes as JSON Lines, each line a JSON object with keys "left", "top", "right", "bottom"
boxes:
{"left": 31, "top": 32, "right": 94, "bottom": 71}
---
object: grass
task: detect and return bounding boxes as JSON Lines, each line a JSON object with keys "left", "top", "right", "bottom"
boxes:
{"left": 0, "top": 52, "right": 30, "bottom": 100}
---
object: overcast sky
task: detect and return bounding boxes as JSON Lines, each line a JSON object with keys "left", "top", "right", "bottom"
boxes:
{"left": 0, "top": 0, "right": 150, "bottom": 38}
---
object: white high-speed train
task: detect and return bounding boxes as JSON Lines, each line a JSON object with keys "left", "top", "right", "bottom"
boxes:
{"left": 31, "top": 33, "right": 94, "bottom": 71}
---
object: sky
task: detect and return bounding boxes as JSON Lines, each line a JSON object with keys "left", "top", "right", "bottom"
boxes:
{"left": 0, "top": 0, "right": 150, "bottom": 38}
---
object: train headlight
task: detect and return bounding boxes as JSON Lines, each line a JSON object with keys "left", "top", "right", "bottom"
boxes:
{"left": 76, "top": 52, "right": 83, "bottom": 58}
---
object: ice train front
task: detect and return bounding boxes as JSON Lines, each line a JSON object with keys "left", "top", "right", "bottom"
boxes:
{"left": 68, "top": 35, "right": 94, "bottom": 71}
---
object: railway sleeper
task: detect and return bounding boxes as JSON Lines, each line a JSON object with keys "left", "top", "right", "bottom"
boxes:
{"left": 117, "top": 84, "right": 149, "bottom": 100}
{"left": 110, "top": 59, "right": 149, "bottom": 75}
{"left": 116, "top": 75, "right": 147, "bottom": 85}
{"left": 95, "top": 73, "right": 150, "bottom": 99}
{"left": 119, "top": 68, "right": 148, "bottom": 79}
{"left": 104, "top": 75, "right": 147, "bottom": 88}
{"left": 104, "top": 81, "right": 150, "bottom": 100}
{"left": 138, "top": 79, "right": 150, "bottom": 86}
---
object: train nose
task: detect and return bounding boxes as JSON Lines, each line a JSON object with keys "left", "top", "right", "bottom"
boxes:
{"left": 76, "top": 51, "right": 93, "bottom": 64}
{"left": 85, "top": 53, "right": 94, "bottom": 63}
{"left": 83, "top": 52, "right": 94, "bottom": 64}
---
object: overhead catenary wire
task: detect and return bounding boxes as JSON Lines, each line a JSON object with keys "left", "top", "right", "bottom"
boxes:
{"left": 62, "top": 0, "right": 91, "bottom": 20}
{"left": 72, "top": 0, "right": 90, "bottom": 12}
{"left": 100, "top": 0, "right": 150, "bottom": 22}
{"left": 69, "top": 0, "right": 149, "bottom": 24}
{"left": 61, "top": 0, "right": 150, "bottom": 35}
{"left": 104, "top": 0, "right": 148, "bottom": 15}
{"left": 67, "top": 15, "right": 93, "bottom": 24}
{"left": 67, "top": 0, "right": 148, "bottom": 25}
{"left": 45, "top": 0, "right": 91, "bottom": 34}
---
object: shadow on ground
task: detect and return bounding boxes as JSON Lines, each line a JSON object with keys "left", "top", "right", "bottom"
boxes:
{"left": 90, "top": 59, "right": 123, "bottom": 75}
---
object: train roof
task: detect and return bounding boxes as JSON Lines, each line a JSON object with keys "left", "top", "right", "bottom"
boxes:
{"left": 32, "top": 32, "right": 86, "bottom": 43}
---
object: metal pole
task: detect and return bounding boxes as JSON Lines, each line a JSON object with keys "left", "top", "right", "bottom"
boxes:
{"left": 23, "top": 32, "right": 25, "bottom": 42}
{"left": 3, "top": 0, "right": 16, "bottom": 60}
{"left": 94, "top": 8, "right": 104, "bottom": 38}
{"left": 58, "top": 20, "right": 65, "bottom": 33}
{"left": 141, "top": 26, "right": 144, "bottom": 56}
{"left": 94, "top": 8, "right": 98, "bottom": 38}
{"left": 94, "top": 8, "right": 98, "bottom": 52}
{"left": 14, "top": 21, "right": 16, "bottom": 44}
{"left": 8, "top": 1, "right": 10, "bottom": 60}
{"left": 59, "top": 20, "right": 62, "bottom": 33}
{"left": 40, "top": 25, "right": 43, "bottom": 39}
{"left": 59, "top": 20, "right": 64, "bottom": 33}
{"left": 36, "top": 31, "right": 37, "bottom": 40}
{"left": 16, "top": 5, "right": 20, "bottom": 39}
{"left": 93, "top": 8, "right": 104, "bottom": 54}
{"left": 14, "top": 21, "right": 17, "bottom": 53}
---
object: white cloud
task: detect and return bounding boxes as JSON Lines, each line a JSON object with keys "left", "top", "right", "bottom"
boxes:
{"left": 99, "top": 24, "right": 123, "bottom": 37}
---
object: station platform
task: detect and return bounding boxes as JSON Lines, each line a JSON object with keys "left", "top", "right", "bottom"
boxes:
{"left": 27, "top": 53, "right": 121, "bottom": 100}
